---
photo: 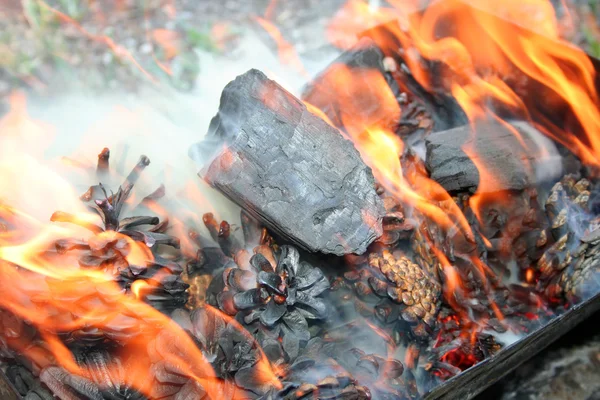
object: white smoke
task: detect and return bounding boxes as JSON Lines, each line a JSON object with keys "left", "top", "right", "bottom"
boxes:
{"left": 4, "top": 33, "right": 339, "bottom": 230}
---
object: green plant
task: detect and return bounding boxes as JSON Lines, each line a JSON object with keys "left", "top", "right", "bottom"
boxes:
{"left": 185, "top": 27, "right": 218, "bottom": 52}
{"left": 56, "top": 0, "right": 87, "bottom": 21}
{"left": 22, "top": 0, "right": 57, "bottom": 30}
{"left": 584, "top": 28, "right": 600, "bottom": 58}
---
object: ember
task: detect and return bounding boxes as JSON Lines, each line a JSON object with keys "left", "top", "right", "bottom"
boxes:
{"left": 1, "top": 0, "right": 600, "bottom": 399}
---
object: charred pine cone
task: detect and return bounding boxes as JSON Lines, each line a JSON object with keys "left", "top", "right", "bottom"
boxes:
{"left": 183, "top": 210, "right": 273, "bottom": 309}
{"left": 189, "top": 212, "right": 329, "bottom": 361}
{"left": 212, "top": 244, "right": 330, "bottom": 361}
{"left": 537, "top": 176, "right": 599, "bottom": 303}
{"left": 337, "top": 348, "right": 417, "bottom": 400}
{"left": 261, "top": 338, "right": 371, "bottom": 400}
{"left": 37, "top": 350, "right": 146, "bottom": 400}
{"left": 51, "top": 153, "right": 180, "bottom": 257}
{"left": 375, "top": 185, "right": 415, "bottom": 247}
{"left": 48, "top": 151, "right": 188, "bottom": 316}
{"left": 342, "top": 250, "right": 441, "bottom": 341}
{"left": 141, "top": 307, "right": 275, "bottom": 398}
{"left": 5, "top": 365, "right": 54, "bottom": 400}
{"left": 263, "top": 375, "right": 370, "bottom": 400}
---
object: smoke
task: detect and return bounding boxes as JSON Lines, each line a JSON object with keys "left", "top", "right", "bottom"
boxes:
{"left": 1, "top": 33, "right": 339, "bottom": 233}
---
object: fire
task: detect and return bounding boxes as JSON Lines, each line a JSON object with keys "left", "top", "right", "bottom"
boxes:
{"left": 351, "top": 0, "right": 600, "bottom": 167}
{"left": 326, "top": 0, "right": 413, "bottom": 49}
{"left": 255, "top": 17, "right": 308, "bottom": 77}
{"left": 2, "top": 0, "right": 600, "bottom": 394}
{"left": 0, "top": 94, "right": 281, "bottom": 398}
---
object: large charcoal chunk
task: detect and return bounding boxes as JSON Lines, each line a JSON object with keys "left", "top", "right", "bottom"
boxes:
{"left": 425, "top": 120, "right": 562, "bottom": 193}
{"left": 190, "top": 69, "right": 385, "bottom": 256}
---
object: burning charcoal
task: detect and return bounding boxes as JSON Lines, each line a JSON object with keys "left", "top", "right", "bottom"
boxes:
{"left": 190, "top": 69, "right": 385, "bottom": 256}
{"left": 425, "top": 120, "right": 562, "bottom": 193}
{"left": 432, "top": 331, "right": 503, "bottom": 374}
{"left": 302, "top": 37, "right": 403, "bottom": 135}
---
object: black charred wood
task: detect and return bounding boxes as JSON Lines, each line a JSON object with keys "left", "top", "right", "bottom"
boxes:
{"left": 302, "top": 37, "right": 401, "bottom": 133}
{"left": 425, "top": 120, "right": 562, "bottom": 193}
{"left": 191, "top": 69, "right": 385, "bottom": 256}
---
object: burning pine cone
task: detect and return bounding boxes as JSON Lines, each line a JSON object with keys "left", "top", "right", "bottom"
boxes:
{"left": 185, "top": 211, "right": 330, "bottom": 361}
{"left": 342, "top": 250, "right": 441, "bottom": 340}
{"left": 183, "top": 209, "right": 280, "bottom": 310}
{"left": 214, "top": 244, "right": 330, "bottom": 361}
{"left": 48, "top": 150, "right": 188, "bottom": 315}
{"left": 537, "top": 175, "right": 599, "bottom": 303}
{"left": 261, "top": 337, "right": 371, "bottom": 400}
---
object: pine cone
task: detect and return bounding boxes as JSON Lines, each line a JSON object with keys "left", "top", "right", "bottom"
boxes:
{"left": 184, "top": 212, "right": 329, "bottom": 361}
{"left": 537, "top": 176, "right": 597, "bottom": 302}
{"left": 5, "top": 364, "right": 54, "bottom": 400}
{"left": 183, "top": 210, "right": 269, "bottom": 309}
{"left": 49, "top": 350, "right": 146, "bottom": 400}
{"left": 264, "top": 376, "right": 370, "bottom": 400}
{"left": 341, "top": 250, "right": 441, "bottom": 341}
{"left": 544, "top": 227, "right": 600, "bottom": 303}
{"left": 337, "top": 348, "right": 416, "bottom": 400}
{"left": 214, "top": 244, "right": 330, "bottom": 361}
{"left": 376, "top": 186, "right": 415, "bottom": 246}
{"left": 48, "top": 151, "right": 187, "bottom": 315}
{"left": 144, "top": 307, "right": 277, "bottom": 399}
{"left": 262, "top": 338, "right": 371, "bottom": 400}
{"left": 51, "top": 154, "right": 180, "bottom": 257}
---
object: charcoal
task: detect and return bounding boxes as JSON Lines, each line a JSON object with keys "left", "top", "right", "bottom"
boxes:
{"left": 5, "top": 366, "right": 53, "bottom": 400}
{"left": 425, "top": 120, "right": 562, "bottom": 193}
{"left": 302, "top": 37, "right": 400, "bottom": 133}
{"left": 191, "top": 69, "right": 385, "bottom": 256}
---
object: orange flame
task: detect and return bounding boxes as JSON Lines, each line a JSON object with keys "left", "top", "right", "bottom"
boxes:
{"left": 355, "top": 0, "right": 600, "bottom": 168}
{"left": 0, "top": 93, "right": 281, "bottom": 397}
{"left": 255, "top": 17, "right": 308, "bottom": 78}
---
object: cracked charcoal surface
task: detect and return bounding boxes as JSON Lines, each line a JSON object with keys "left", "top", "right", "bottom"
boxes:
{"left": 425, "top": 120, "right": 562, "bottom": 193}
{"left": 192, "top": 69, "right": 385, "bottom": 255}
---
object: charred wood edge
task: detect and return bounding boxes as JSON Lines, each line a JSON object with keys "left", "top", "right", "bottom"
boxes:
{"left": 358, "top": 26, "right": 467, "bottom": 132}
{"left": 359, "top": 1, "right": 600, "bottom": 144}
{"left": 0, "top": 369, "right": 20, "bottom": 400}
{"left": 423, "top": 291, "right": 600, "bottom": 400}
